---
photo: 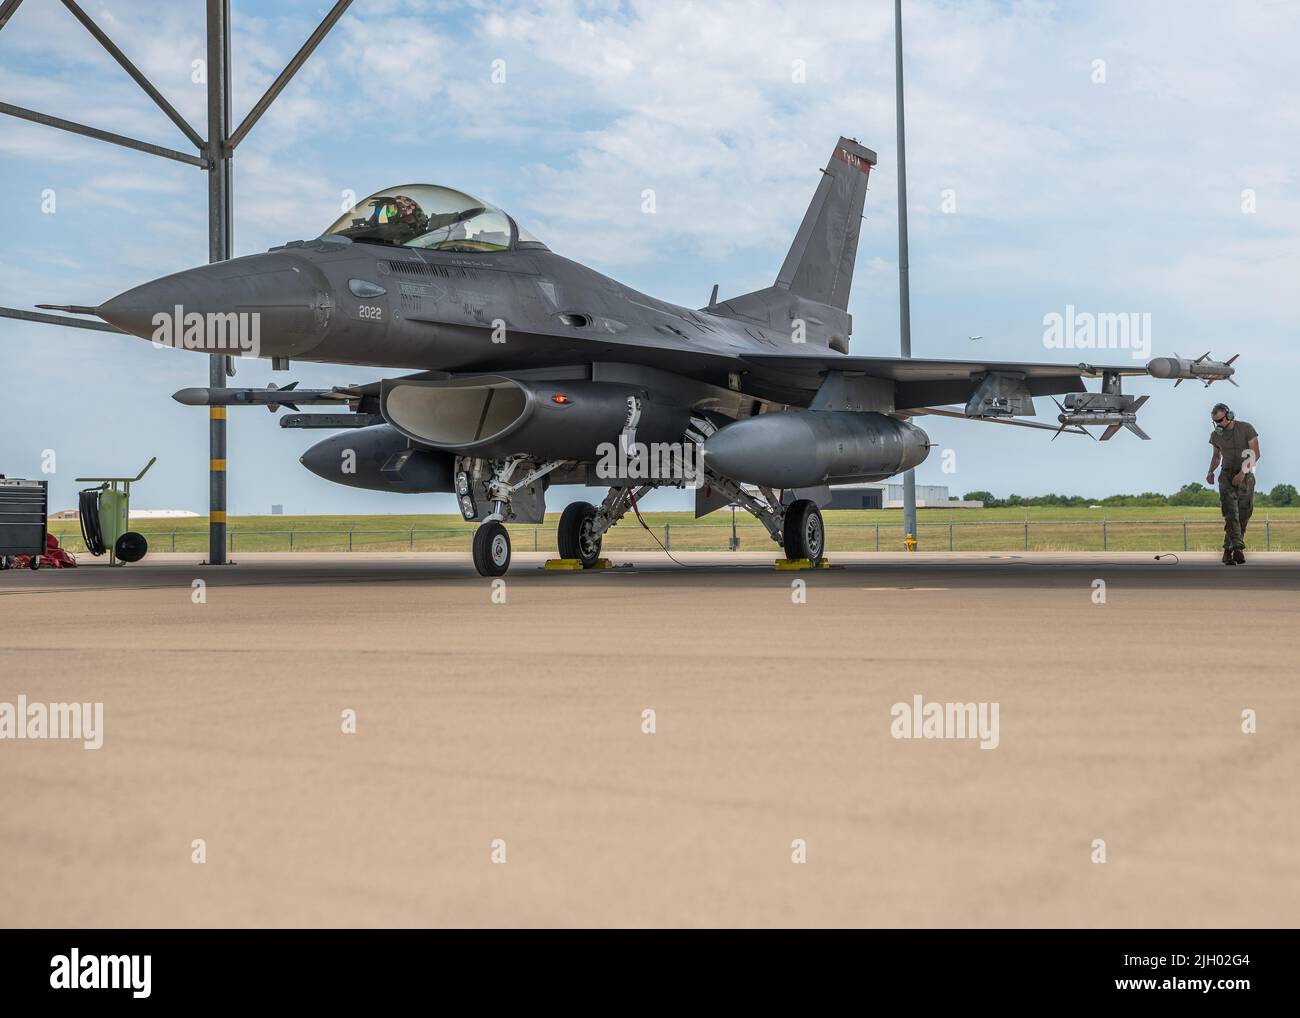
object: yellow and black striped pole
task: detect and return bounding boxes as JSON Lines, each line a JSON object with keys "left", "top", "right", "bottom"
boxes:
{"left": 209, "top": 406, "right": 227, "bottom": 559}
{"left": 205, "top": 0, "right": 232, "bottom": 564}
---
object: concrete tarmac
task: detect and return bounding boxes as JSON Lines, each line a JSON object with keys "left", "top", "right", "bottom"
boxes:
{"left": 2, "top": 551, "right": 1298, "bottom": 927}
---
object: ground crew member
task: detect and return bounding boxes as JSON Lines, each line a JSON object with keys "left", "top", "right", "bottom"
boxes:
{"left": 1205, "top": 403, "right": 1260, "bottom": 565}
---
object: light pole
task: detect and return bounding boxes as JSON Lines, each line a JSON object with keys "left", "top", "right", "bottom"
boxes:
{"left": 894, "top": 0, "right": 918, "bottom": 547}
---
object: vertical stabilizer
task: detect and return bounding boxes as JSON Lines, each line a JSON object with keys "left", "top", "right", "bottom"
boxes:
{"left": 775, "top": 137, "right": 876, "bottom": 311}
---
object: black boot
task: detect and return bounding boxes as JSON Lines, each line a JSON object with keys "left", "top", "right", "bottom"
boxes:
{"left": 1222, "top": 548, "right": 1235, "bottom": 565}
{"left": 1233, "top": 548, "right": 1246, "bottom": 564}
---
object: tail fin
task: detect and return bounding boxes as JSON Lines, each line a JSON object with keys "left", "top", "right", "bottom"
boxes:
{"left": 708, "top": 137, "right": 875, "bottom": 353}
{"left": 776, "top": 137, "right": 876, "bottom": 310}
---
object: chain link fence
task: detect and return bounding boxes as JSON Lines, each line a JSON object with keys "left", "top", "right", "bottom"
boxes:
{"left": 48, "top": 518, "right": 1300, "bottom": 554}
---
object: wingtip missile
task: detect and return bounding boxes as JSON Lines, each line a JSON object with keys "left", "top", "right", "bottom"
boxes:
{"left": 1147, "top": 353, "right": 1237, "bottom": 385}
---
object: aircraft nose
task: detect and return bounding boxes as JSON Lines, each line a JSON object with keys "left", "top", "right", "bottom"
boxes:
{"left": 97, "top": 252, "right": 333, "bottom": 359}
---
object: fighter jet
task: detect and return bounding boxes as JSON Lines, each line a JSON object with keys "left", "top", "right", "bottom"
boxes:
{"left": 59, "top": 137, "right": 1235, "bottom": 575}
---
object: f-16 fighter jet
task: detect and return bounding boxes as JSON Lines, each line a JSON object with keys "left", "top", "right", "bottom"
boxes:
{"left": 55, "top": 137, "right": 1236, "bottom": 575}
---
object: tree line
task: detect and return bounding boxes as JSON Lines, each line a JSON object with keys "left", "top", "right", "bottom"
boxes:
{"left": 962, "top": 483, "right": 1299, "bottom": 508}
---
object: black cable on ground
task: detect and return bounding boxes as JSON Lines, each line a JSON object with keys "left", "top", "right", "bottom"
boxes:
{"left": 78, "top": 487, "right": 105, "bottom": 556}
{"left": 627, "top": 488, "right": 690, "bottom": 567}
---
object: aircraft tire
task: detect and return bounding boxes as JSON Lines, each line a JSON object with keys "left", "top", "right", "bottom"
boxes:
{"left": 473, "top": 521, "right": 511, "bottom": 577}
{"left": 558, "top": 501, "right": 601, "bottom": 567}
{"left": 783, "top": 499, "right": 825, "bottom": 564}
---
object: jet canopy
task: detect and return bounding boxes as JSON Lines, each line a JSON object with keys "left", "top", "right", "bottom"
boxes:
{"left": 322, "top": 184, "right": 545, "bottom": 252}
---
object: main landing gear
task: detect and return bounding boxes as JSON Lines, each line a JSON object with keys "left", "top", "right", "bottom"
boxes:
{"left": 557, "top": 501, "right": 602, "bottom": 567}
{"left": 782, "top": 498, "right": 826, "bottom": 564}
{"left": 699, "top": 471, "right": 825, "bottom": 565}
{"left": 554, "top": 485, "right": 654, "bottom": 569}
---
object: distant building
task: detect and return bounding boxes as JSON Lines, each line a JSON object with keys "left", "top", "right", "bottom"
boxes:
{"left": 271, "top": 504, "right": 284, "bottom": 515}
{"left": 744, "top": 482, "right": 982, "bottom": 510}
{"left": 49, "top": 509, "right": 200, "bottom": 520}
{"left": 825, "top": 482, "right": 983, "bottom": 509}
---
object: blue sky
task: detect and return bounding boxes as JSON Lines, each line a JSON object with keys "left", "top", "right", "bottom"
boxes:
{"left": 1, "top": 0, "right": 1296, "bottom": 514}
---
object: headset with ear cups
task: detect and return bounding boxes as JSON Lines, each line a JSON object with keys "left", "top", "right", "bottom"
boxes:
{"left": 1212, "top": 402, "right": 1234, "bottom": 433}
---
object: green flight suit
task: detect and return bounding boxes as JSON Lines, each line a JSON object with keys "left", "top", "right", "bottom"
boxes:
{"left": 1209, "top": 420, "right": 1258, "bottom": 551}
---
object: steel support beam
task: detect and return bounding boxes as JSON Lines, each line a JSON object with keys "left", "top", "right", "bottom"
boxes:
{"left": 206, "top": 0, "right": 233, "bottom": 565}
{"left": 0, "top": 0, "right": 25, "bottom": 33}
{"left": 61, "top": 0, "right": 205, "bottom": 151}
{"left": 227, "top": 0, "right": 353, "bottom": 151}
{"left": 3, "top": 0, "right": 349, "bottom": 565}
{"left": 0, "top": 101, "right": 204, "bottom": 167}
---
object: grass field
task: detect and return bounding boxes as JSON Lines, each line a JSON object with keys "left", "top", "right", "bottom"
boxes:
{"left": 48, "top": 505, "right": 1300, "bottom": 554}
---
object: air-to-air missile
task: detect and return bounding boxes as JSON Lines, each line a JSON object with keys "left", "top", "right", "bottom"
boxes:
{"left": 172, "top": 383, "right": 347, "bottom": 412}
{"left": 1052, "top": 393, "right": 1151, "bottom": 441}
{"left": 1146, "top": 352, "right": 1238, "bottom": 387}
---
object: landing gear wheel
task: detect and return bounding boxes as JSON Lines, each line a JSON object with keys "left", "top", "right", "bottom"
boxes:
{"left": 783, "top": 499, "right": 825, "bottom": 564}
{"left": 558, "top": 500, "right": 602, "bottom": 567}
{"left": 114, "top": 531, "right": 148, "bottom": 563}
{"left": 472, "top": 522, "right": 511, "bottom": 577}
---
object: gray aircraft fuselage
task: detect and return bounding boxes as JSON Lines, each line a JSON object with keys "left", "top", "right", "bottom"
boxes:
{"left": 98, "top": 233, "right": 830, "bottom": 407}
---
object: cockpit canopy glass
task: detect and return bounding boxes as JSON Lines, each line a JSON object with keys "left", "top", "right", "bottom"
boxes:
{"left": 323, "top": 185, "right": 543, "bottom": 253}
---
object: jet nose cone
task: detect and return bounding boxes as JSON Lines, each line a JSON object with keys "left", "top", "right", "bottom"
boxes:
{"left": 97, "top": 253, "right": 332, "bottom": 359}
{"left": 96, "top": 277, "right": 175, "bottom": 339}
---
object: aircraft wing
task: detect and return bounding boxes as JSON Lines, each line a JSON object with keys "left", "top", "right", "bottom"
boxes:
{"left": 737, "top": 351, "right": 1152, "bottom": 407}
